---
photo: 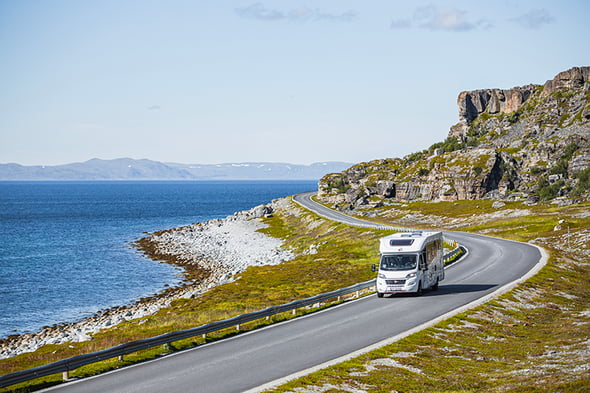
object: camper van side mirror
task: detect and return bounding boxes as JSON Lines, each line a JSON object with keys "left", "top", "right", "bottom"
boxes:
{"left": 371, "top": 264, "right": 378, "bottom": 272}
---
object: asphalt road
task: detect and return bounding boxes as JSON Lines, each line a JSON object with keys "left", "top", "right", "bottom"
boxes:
{"left": 43, "top": 192, "right": 543, "bottom": 393}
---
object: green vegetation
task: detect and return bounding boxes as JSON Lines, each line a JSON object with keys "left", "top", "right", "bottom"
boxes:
{"left": 572, "top": 166, "right": 590, "bottom": 196}
{"left": 530, "top": 166, "right": 545, "bottom": 175}
{"left": 331, "top": 177, "right": 350, "bottom": 193}
{"left": 404, "top": 150, "right": 429, "bottom": 164}
{"left": 417, "top": 168, "right": 430, "bottom": 177}
{"left": 548, "top": 143, "right": 580, "bottom": 177}
{"left": 429, "top": 136, "right": 465, "bottom": 154}
{"left": 538, "top": 179, "right": 565, "bottom": 200}
{"left": 550, "top": 88, "right": 578, "bottom": 100}
{"left": 533, "top": 143, "right": 582, "bottom": 200}
{"left": 506, "top": 111, "right": 520, "bottom": 124}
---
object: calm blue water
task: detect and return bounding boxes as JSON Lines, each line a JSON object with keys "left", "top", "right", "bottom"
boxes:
{"left": 0, "top": 181, "right": 316, "bottom": 338}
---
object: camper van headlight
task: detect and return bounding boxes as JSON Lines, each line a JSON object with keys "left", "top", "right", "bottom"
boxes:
{"left": 405, "top": 272, "right": 416, "bottom": 279}
{"left": 378, "top": 273, "right": 386, "bottom": 279}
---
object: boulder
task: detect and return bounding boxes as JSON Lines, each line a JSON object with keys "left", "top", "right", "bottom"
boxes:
{"left": 250, "top": 204, "right": 273, "bottom": 218}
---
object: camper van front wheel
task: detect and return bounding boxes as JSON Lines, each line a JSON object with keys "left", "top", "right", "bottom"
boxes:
{"left": 415, "top": 282, "right": 423, "bottom": 296}
{"left": 377, "top": 292, "right": 384, "bottom": 298}
{"left": 432, "top": 278, "right": 439, "bottom": 290}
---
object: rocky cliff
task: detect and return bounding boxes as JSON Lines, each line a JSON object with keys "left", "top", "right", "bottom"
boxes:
{"left": 318, "top": 67, "right": 590, "bottom": 209}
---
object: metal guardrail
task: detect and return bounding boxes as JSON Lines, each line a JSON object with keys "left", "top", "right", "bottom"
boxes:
{"left": 0, "top": 279, "right": 377, "bottom": 389}
{"left": 0, "top": 245, "right": 465, "bottom": 389}
{"left": 443, "top": 246, "right": 466, "bottom": 265}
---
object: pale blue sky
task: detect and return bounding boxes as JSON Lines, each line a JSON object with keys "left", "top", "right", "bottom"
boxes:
{"left": 1, "top": 1, "right": 588, "bottom": 166}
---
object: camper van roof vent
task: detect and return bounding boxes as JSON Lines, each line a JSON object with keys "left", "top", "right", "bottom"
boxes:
{"left": 390, "top": 239, "right": 414, "bottom": 246}
{"left": 400, "top": 231, "right": 423, "bottom": 238}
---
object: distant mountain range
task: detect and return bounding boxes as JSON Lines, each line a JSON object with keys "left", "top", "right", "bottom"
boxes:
{"left": 0, "top": 158, "right": 353, "bottom": 181}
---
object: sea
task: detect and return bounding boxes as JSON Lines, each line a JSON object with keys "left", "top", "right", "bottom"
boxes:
{"left": 0, "top": 180, "right": 316, "bottom": 339}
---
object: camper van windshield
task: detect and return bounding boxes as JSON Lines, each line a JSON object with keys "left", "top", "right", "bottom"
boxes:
{"left": 380, "top": 254, "right": 417, "bottom": 271}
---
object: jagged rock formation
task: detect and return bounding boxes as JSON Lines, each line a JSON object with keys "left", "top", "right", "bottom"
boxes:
{"left": 318, "top": 67, "right": 590, "bottom": 208}
{"left": 450, "top": 67, "right": 590, "bottom": 139}
{"left": 448, "top": 85, "right": 538, "bottom": 138}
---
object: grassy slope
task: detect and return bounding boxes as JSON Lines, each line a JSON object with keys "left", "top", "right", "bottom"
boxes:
{"left": 266, "top": 200, "right": 590, "bottom": 393}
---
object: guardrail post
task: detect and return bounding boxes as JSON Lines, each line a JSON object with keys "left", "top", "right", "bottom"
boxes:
{"left": 236, "top": 324, "right": 240, "bottom": 331}
{"left": 292, "top": 309, "right": 296, "bottom": 316}
{"left": 62, "top": 370, "right": 69, "bottom": 381}
{"left": 118, "top": 355, "right": 124, "bottom": 361}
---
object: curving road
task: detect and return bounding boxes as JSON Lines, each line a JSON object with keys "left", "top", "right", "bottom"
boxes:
{"left": 42, "top": 192, "right": 544, "bottom": 393}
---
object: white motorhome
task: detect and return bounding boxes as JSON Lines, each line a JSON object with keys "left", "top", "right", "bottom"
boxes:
{"left": 372, "top": 231, "right": 445, "bottom": 297}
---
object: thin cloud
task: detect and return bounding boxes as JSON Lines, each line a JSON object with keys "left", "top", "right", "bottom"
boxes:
{"left": 391, "top": 4, "right": 493, "bottom": 32}
{"left": 509, "top": 9, "right": 555, "bottom": 29}
{"left": 147, "top": 105, "right": 161, "bottom": 110}
{"left": 236, "top": 3, "right": 283, "bottom": 21}
{"left": 415, "top": 5, "right": 475, "bottom": 31}
{"left": 236, "top": 3, "right": 357, "bottom": 23}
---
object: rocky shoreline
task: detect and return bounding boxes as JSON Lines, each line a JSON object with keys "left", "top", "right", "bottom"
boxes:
{"left": 0, "top": 198, "right": 294, "bottom": 359}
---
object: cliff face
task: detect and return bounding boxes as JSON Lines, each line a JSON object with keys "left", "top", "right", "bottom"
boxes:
{"left": 450, "top": 66, "right": 590, "bottom": 139}
{"left": 318, "top": 67, "right": 590, "bottom": 209}
{"left": 448, "top": 85, "right": 538, "bottom": 138}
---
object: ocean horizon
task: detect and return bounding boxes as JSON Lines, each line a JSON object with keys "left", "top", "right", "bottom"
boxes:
{"left": 0, "top": 180, "right": 316, "bottom": 338}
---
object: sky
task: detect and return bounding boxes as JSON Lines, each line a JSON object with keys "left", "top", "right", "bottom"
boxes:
{"left": 1, "top": 1, "right": 588, "bottom": 166}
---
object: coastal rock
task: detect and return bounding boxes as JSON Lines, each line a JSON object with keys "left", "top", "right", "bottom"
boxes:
{"left": 250, "top": 204, "right": 273, "bottom": 218}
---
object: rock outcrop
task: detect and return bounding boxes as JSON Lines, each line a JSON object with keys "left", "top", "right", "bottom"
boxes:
{"left": 449, "top": 85, "right": 538, "bottom": 138}
{"left": 543, "top": 67, "right": 590, "bottom": 96}
{"left": 318, "top": 67, "right": 590, "bottom": 208}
